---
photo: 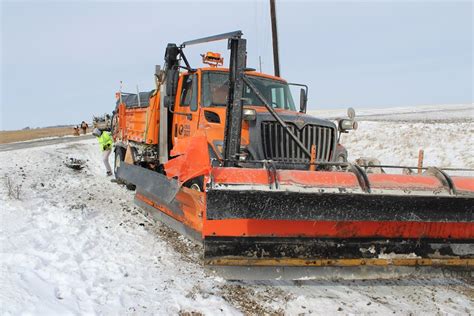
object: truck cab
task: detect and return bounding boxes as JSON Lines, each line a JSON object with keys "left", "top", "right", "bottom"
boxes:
{"left": 170, "top": 66, "right": 345, "bottom": 169}
{"left": 112, "top": 35, "right": 353, "bottom": 173}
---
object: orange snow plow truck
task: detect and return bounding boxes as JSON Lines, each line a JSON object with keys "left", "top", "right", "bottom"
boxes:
{"left": 112, "top": 31, "right": 473, "bottom": 279}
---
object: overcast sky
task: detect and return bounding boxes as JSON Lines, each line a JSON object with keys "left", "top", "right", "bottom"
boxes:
{"left": 1, "top": 0, "right": 472, "bottom": 130}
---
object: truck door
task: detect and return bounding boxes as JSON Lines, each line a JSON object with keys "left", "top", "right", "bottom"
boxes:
{"left": 174, "top": 73, "right": 199, "bottom": 141}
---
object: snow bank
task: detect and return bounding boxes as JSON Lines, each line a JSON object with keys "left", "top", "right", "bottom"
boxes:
{"left": 0, "top": 140, "right": 238, "bottom": 315}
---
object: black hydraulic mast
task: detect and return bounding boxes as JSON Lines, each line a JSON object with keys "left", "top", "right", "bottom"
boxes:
{"left": 223, "top": 37, "right": 247, "bottom": 166}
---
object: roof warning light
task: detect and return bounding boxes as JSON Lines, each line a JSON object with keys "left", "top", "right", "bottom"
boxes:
{"left": 201, "top": 52, "right": 224, "bottom": 67}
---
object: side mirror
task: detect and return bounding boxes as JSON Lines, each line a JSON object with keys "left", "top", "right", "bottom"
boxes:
{"left": 164, "top": 68, "right": 179, "bottom": 109}
{"left": 347, "top": 107, "right": 356, "bottom": 119}
{"left": 299, "top": 88, "right": 307, "bottom": 113}
{"left": 164, "top": 96, "right": 172, "bottom": 109}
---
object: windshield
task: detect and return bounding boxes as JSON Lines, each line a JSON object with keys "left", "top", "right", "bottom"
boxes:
{"left": 201, "top": 71, "right": 296, "bottom": 111}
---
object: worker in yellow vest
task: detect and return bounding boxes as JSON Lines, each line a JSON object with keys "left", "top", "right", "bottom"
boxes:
{"left": 92, "top": 128, "right": 113, "bottom": 176}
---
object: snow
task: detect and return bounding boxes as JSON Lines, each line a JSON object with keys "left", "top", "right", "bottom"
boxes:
{"left": 342, "top": 121, "right": 474, "bottom": 172}
{"left": 7, "top": 134, "right": 82, "bottom": 144}
{"left": 314, "top": 103, "right": 474, "bottom": 176}
{"left": 1, "top": 104, "right": 473, "bottom": 315}
{"left": 309, "top": 103, "right": 473, "bottom": 122}
{"left": 0, "top": 140, "right": 237, "bottom": 315}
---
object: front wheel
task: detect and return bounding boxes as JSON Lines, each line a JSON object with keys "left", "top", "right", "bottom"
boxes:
{"left": 184, "top": 176, "right": 204, "bottom": 192}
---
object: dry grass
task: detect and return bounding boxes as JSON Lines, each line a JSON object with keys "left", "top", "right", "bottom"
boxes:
{"left": 0, "top": 126, "right": 79, "bottom": 144}
{"left": 5, "top": 175, "right": 22, "bottom": 200}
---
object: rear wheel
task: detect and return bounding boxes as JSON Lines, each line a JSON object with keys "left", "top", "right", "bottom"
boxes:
{"left": 114, "top": 147, "right": 136, "bottom": 190}
{"left": 114, "top": 147, "right": 125, "bottom": 179}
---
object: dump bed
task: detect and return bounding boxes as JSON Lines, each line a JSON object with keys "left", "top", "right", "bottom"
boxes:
{"left": 115, "top": 90, "right": 160, "bottom": 145}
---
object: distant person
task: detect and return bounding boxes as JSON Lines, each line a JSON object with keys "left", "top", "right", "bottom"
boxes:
{"left": 73, "top": 126, "right": 80, "bottom": 136}
{"left": 92, "top": 128, "right": 113, "bottom": 176}
{"left": 80, "top": 121, "right": 89, "bottom": 134}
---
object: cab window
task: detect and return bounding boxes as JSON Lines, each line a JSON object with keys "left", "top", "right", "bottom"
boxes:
{"left": 180, "top": 74, "right": 198, "bottom": 111}
{"left": 201, "top": 71, "right": 295, "bottom": 110}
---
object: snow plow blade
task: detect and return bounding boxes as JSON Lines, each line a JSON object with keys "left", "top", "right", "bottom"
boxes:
{"left": 203, "top": 167, "right": 474, "bottom": 275}
{"left": 121, "top": 164, "right": 474, "bottom": 279}
{"left": 117, "top": 163, "right": 179, "bottom": 203}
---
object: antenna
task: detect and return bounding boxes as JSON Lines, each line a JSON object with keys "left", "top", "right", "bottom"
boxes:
{"left": 136, "top": 85, "right": 141, "bottom": 107}
{"left": 119, "top": 81, "right": 123, "bottom": 104}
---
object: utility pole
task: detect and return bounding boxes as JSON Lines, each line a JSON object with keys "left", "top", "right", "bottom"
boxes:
{"left": 269, "top": 0, "right": 280, "bottom": 77}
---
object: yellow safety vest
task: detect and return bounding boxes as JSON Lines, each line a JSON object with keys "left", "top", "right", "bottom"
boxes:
{"left": 97, "top": 132, "right": 113, "bottom": 151}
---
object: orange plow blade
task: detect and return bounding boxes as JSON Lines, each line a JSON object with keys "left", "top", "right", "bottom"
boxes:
{"left": 119, "top": 163, "right": 473, "bottom": 279}
{"left": 203, "top": 167, "right": 474, "bottom": 273}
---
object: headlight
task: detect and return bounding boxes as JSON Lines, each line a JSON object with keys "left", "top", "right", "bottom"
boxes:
{"left": 243, "top": 108, "right": 256, "bottom": 121}
{"left": 339, "top": 119, "right": 358, "bottom": 131}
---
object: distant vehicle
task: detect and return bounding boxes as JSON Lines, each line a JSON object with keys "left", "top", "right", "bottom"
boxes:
{"left": 92, "top": 114, "right": 111, "bottom": 131}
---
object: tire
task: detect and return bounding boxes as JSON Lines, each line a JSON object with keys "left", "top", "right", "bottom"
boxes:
{"left": 114, "top": 147, "right": 136, "bottom": 190}
{"left": 114, "top": 147, "right": 125, "bottom": 179}
{"left": 184, "top": 176, "right": 204, "bottom": 192}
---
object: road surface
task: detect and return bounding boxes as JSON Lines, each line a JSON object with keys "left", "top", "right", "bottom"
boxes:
{"left": 0, "top": 135, "right": 94, "bottom": 152}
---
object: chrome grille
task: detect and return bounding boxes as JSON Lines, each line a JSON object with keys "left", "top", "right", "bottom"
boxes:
{"left": 261, "top": 121, "right": 335, "bottom": 163}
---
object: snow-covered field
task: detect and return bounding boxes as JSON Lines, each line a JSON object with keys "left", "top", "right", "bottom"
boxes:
{"left": 312, "top": 103, "right": 474, "bottom": 175}
{"left": 1, "top": 105, "right": 473, "bottom": 315}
